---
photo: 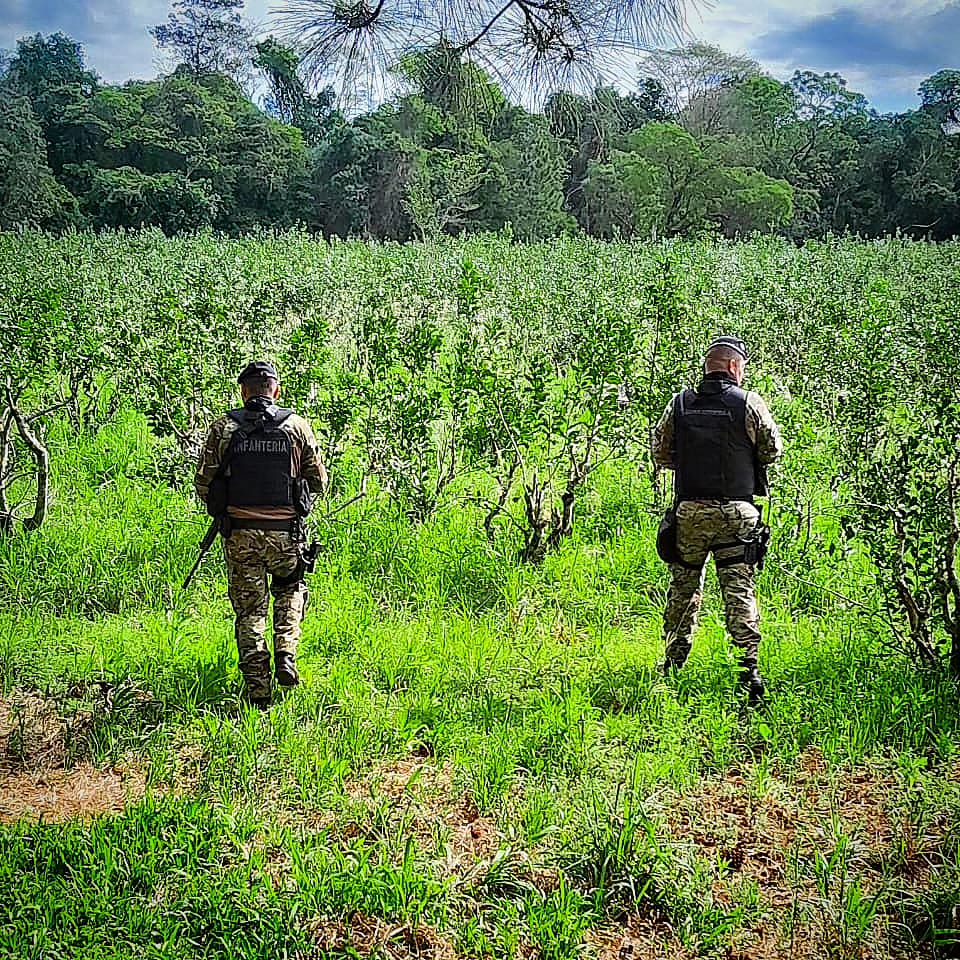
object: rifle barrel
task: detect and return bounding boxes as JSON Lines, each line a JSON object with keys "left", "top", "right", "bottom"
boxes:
{"left": 181, "top": 519, "right": 219, "bottom": 592}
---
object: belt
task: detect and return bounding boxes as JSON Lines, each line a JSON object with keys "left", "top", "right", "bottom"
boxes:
{"left": 680, "top": 498, "right": 754, "bottom": 505}
{"left": 229, "top": 518, "right": 297, "bottom": 532}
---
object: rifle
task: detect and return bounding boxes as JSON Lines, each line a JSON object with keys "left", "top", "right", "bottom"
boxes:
{"left": 181, "top": 517, "right": 220, "bottom": 592}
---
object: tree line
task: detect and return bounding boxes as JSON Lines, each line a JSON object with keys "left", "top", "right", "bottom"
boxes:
{"left": 1, "top": 0, "right": 958, "bottom": 240}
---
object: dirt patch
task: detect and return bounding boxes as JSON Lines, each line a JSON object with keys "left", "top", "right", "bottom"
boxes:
{"left": 586, "top": 917, "right": 693, "bottom": 960}
{"left": 0, "top": 693, "right": 94, "bottom": 770}
{"left": 341, "top": 758, "right": 502, "bottom": 876}
{"left": 0, "top": 693, "right": 148, "bottom": 823}
{"left": 660, "top": 748, "right": 956, "bottom": 958}
{"left": 305, "top": 912, "right": 457, "bottom": 959}
{"left": 0, "top": 761, "right": 148, "bottom": 824}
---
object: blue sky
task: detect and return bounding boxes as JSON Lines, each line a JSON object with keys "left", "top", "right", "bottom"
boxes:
{"left": 1, "top": 0, "right": 956, "bottom": 112}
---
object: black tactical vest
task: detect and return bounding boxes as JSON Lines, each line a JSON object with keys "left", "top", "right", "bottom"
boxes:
{"left": 223, "top": 401, "right": 295, "bottom": 508}
{"left": 674, "top": 376, "right": 757, "bottom": 501}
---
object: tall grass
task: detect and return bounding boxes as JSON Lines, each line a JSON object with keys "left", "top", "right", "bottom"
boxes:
{"left": 1, "top": 235, "right": 959, "bottom": 958}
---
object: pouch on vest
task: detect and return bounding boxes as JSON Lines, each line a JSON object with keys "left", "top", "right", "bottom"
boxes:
{"left": 656, "top": 507, "right": 703, "bottom": 569}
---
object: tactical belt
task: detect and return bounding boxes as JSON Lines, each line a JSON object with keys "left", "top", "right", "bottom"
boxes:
{"left": 680, "top": 497, "right": 754, "bottom": 505}
{"left": 229, "top": 518, "right": 297, "bottom": 532}
{"left": 713, "top": 542, "right": 748, "bottom": 567}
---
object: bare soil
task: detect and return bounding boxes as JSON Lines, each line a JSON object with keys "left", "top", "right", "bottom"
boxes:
{"left": 0, "top": 693, "right": 147, "bottom": 823}
{"left": 309, "top": 748, "right": 958, "bottom": 959}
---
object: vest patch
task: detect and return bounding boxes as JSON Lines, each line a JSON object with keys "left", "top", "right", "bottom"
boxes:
{"left": 233, "top": 437, "right": 289, "bottom": 455}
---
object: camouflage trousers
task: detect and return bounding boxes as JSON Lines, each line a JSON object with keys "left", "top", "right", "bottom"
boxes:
{"left": 663, "top": 500, "right": 762, "bottom": 669}
{"left": 223, "top": 529, "right": 308, "bottom": 700}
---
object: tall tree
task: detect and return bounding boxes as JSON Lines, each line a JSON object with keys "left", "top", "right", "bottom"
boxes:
{"left": 0, "top": 97, "right": 74, "bottom": 229}
{"left": 582, "top": 121, "right": 794, "bottom": 238}
{"left": 642, "top": 43, "right": 760, "bottom": 134}
{"left": 547, "top": 82, "right": 669, "bottom": 221}
{"left": 790, "top": 70, "right": 870, "bottom": 124}
{"left": 273, "top": 0, "right": 688, "bottom": 107}
{"left": 489, "top": 111, "right": 575, "bottom": 239}
{"left": 254, "top": 37, "right": 305, "bottom": 124}
{"left": 151, "top": 0, "right": 252, "bottom": 79}
{"left": 783, "top": 71, "right": 872, "bottom": 235}
{"left": 2, "top": 32, "right": 97, "bottom": 105}
{"left": 254, "top": 37, "right": 339, "bottom": 144}
{"left": 2, "top": 33, "right": 99, "bottom": 172}
{"left": 395, "top": 42, "right": 508, "bottom": 133}
{"left": 919, "top": 69, "right": 960, "bottom": 127}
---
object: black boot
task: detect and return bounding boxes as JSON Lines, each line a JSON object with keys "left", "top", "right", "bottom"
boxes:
{"left": 244, "top": 684, "right": 272, "bottom": 710}
{"left": 740, "top": 665, "right": 766, "bottom": 706}
{"left": 275, "top": 652, "right": 299, "bottom": 688}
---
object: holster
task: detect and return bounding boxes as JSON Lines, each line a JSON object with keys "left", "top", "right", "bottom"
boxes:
{"left": 714, "top": 522, "right": 771, "bottom": 570}
{"left": 742, "top": 523, "right": 771, "bottom": 570}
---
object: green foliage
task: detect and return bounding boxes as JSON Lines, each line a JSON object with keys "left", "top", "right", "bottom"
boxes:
{"left": 253, "top": 36, "right": 303, "bottom": 123}
{"left": 0, "top": 97, "right": 75, "bottom": 229}
{"left": 729, "top": 75, "right": 796, "bottom": 138}
{"left": 80, "top": 167, "right": 217, "bottom": 232}
{"left": 3, "top": 32, "right": 98, "bottom": 126}
{"left": 717, "top": 166, "right": 794, "bottom": 234}
{"left": 2, "top": 29, "right": 957, "bottom": 239}
{"left": 919, "top": 69, "right": 960, "bottom": 124}
{"left": 151, "top": 0, "right": 251, "bottom": 80}
{"left": 584, "top": 122, "right": 795, "bottom": 238}
{"left": 2, "top": 31, "right": 101, "bottom": 177}
{"left": 5, "top": 230, "right": 958, "bottom": 672}
{"left": 1, "top": 234, "right": 960, "bottom": 959}
{"left": 254, "top": 37, "right": 340, "bottom": 145}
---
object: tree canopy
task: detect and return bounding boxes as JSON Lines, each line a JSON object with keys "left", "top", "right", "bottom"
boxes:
{"left": 1, "top": 7, "right": 958, "bottom": 241}
{"left": 272, "top": 0, "right": 688, "bottom": 108}
{"left": 151, "top": 0, "right": 252, "bottom": 80}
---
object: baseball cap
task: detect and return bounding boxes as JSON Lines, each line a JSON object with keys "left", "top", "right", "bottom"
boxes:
{"left": 237, "top": 360, "right": 279, "bottom": 384}
{"left": 706, "top": 335, "right": 749, "bottom": 361}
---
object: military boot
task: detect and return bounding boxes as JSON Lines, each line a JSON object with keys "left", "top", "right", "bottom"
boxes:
{"left": 275, "top": 652, "right": 300, "bottom": 688}
{"left": 244, "top": 687, "right": 272, "bottom": 711}
{"left": 739, "top": 664, "right": 766, "bottom": 706}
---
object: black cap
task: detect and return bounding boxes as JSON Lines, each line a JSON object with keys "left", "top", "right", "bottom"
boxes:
{"left": 706, "top": 335, "right": 748, "bottom": 361}
{"left": 237, "top": 360, "right": 278, "bottom": 384}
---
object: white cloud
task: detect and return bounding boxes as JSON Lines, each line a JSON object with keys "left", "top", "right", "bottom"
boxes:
{"left": 689, "top": 0, "right": 957, "bottom": 111}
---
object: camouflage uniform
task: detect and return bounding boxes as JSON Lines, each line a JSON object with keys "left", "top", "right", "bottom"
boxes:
{"left": 195, "top": 408, "right": 327, "bottom": 701}
{"left": 652, "top": 386, "right": 782, "bottom": 670}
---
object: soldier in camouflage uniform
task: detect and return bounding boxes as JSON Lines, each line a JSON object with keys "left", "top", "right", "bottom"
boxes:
{"left": 195, "top": 361, "right": 327, "bottom": 708}
{"left": 651, "top": 336, "right": 782, "bottom": 703}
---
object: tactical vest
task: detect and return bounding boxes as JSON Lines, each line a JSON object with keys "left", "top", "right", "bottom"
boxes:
{"left": 674, "top": 377, "right": 757, "bottom": 501}
{"left": 223, "top": 402, "right": 296, "bottom": 509}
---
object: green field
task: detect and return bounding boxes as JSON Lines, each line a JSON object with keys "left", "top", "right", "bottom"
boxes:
{"left": 1, "top": 233, "right": 959, "bottom": 959}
